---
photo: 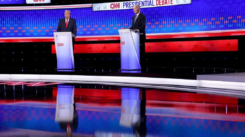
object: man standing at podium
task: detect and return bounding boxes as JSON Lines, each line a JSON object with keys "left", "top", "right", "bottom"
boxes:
{"left": 57, "top": 10, "right": 77, "bottom": 49}
{"left": 130, "top": 5, "right": 146, "bottom": 72}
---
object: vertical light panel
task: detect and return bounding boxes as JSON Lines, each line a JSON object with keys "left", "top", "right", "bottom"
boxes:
{"left": 0, "top": 0, "right": 25, "bottom": 4}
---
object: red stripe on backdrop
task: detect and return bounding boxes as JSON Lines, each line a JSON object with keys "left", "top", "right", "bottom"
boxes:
{"left": 52, "top": 39, "right": 238, "bottom": 54}
{"left": 145, "top": 39, "right": 238, "bottom": 53}
{"left": 1, "top": 30, "right": 245, "bottom": 43}
{"left": 52, "top": 43, "right": 120, "bottom": 54}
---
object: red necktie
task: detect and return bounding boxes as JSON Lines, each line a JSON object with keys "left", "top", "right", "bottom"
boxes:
{"left": 66, "top": 18, "right": 69, "bottom": 28}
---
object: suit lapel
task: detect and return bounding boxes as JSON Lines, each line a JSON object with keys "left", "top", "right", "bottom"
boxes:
{"left": 63, "top": 18, "right": 66, "bottom": 28}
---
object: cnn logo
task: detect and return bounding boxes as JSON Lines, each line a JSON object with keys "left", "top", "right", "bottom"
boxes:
{"left": 33, "top": 0, "right": 45, "bottom": 2}
{"left": 110, "top": 3, "right": 120, "bottom": 9}
{"left": 121, "top": 41, "right": 125, "bottom": 45}
{"left": 57, "top": 43, "right": 64, "bottom": 46}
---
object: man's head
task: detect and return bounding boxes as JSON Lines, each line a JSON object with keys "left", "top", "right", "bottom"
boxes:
{"left": 133, "top": 5, "right": 140, "bottom": 14}
{"left": 64, "top": 10, "right": 71, "bottom": 19}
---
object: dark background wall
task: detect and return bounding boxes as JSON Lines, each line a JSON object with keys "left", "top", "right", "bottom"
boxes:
{"left": 0, "top": 36, "right": 244, "bottom": 76}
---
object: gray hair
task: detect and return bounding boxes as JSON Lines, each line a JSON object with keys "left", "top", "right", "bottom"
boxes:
{"left": 134, "top": 5, "right": 140, "bottom": 9}
{"left": 65, "top": 10, "right": 71, "bottom": 14}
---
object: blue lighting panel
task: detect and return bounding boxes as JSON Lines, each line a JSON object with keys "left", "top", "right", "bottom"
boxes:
{"left": 0, "top": 0, "right": 245, "bottom": 37}
{"left": 0, "top": 0, "right": 25, "bottom": 4}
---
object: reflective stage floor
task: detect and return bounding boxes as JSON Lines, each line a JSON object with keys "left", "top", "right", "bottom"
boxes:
{"left": 0, "top": 81, "right": 245, "bottom": 137}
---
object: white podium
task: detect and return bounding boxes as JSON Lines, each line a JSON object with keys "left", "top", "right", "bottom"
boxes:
{"left": 118, "top": 29, "right": 141, "bottom": 73}
{"left": 54, "top": 32, "right": 74, "bottom": 72}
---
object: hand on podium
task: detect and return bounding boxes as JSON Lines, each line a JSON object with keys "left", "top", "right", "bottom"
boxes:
{"left": 128, "top": 27, "right": 139, "bottom": 33}
{"left": 134, "top": 29, "right": 139, "bottom": 33}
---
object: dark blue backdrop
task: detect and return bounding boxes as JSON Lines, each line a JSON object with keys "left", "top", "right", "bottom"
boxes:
{"left": 0, "top": 0, "right": 25, "bottom": 4}
{"left": 0, "top": 0, "right": 245, "bottom": 37}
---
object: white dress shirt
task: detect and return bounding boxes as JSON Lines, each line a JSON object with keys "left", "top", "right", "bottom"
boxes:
{"left": 65, "top": 18, "right": 70, "bottom": 23}
{"left": 134, "top": 12, "right": 140, "bottom": 23}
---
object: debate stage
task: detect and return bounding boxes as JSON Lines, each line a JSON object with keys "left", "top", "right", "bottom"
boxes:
{"left": 1, "top": 0, "right": 245, "bottom": 136}
{"left": 1, "top": 71, "right": 245, "bottom": 99}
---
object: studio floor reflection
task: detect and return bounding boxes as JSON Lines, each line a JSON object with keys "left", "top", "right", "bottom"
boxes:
{"left": 0, "top": 81, "right": 245, "bottom": 137}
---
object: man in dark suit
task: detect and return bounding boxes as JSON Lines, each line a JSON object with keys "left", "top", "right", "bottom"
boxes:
{"left": 57, "top": 10, "right": 77, "bottom": 49}
{"left": 130, "top": 5, "right": 146, "bottom": 72}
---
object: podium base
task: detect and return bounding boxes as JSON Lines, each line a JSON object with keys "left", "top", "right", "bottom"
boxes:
{"left": 56, "top": 68, "right": 75, "bottom": 72}
{"left": 119, "top": 69, "right": 141, "bottom": 73}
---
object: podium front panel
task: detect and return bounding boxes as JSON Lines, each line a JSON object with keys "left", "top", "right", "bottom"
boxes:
{"left": 119, "top": 29, "right": 141, "bottom": 73}
{"left": 54, "top": 32, "right": 74, "bottom": 72}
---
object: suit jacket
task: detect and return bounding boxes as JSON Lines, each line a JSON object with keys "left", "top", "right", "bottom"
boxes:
{"left": 57, "top": 18, "right": 77, "bottom": 37}
{"left": 130, "top": 13, "right": 146, "bottom": 34}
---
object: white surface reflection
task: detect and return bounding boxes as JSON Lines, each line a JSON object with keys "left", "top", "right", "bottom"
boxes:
{"left": 120, "top": 87, "right": 141, "bottom": 127}
{"left": 55, "top": 85, "right": 74, "bottom": 122}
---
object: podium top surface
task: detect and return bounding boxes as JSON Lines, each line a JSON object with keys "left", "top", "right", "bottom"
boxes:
{"left": 54, "top": 32, "right": 72, "bottom": 35}
{"left": 118, "top": 29, "right": 140, "bottom": 35}
{"left": 118, "top": 29, "right": 134, "bottom": 33}
{"left": 118, "top": 29, "right": 131, "bottom": 33}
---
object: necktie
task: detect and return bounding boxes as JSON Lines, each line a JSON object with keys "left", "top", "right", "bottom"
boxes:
{"left": 66, "top": 18, "right": 69, "bottom": 28}
{"left": 134, "top": 15, "right": 138, "bottom": 24}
